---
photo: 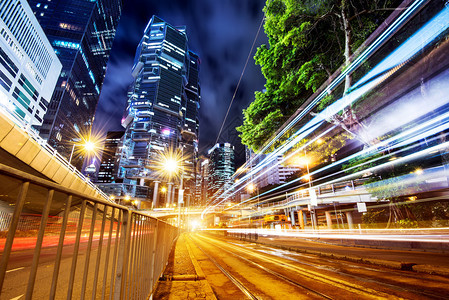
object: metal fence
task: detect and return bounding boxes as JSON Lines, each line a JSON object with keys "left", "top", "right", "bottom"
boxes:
{"left": 0, "top": 163, "right": 178, "bottom": 299}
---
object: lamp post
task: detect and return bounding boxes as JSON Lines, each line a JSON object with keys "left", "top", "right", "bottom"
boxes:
{"left": 162, "top": 152, "right": 184, "bottom": 228}
{"left": 303, "top": 149, "right": 317, "bottom": 230}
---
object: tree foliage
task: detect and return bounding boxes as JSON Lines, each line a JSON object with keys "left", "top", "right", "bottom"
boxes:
{"left": 238, "top": 0, "right": 401, "bottom": 152}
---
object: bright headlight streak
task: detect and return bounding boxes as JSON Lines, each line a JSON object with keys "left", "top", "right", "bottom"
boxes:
{"left": 223, "top": 228, "right": 449, "bottom": 243}
{"left": 319, "top": 140, "right": 449, "bottom": 188}
{"left": 243, "top": 0, "right": 428, "bottom": 166}
{"left": 214, "top": 92, "right": 449, "bottom": 213}
{"left": 203, "top": 1, "right": 448, "bottom": 217}
{"left": 209, "top": 116, "right": 449, "bottom": 216}
{"left": 352, "top": 5, "right": 449, "bottom": 90}
{"left": 248, "top": 0, "right": 445, "bottom": 166}
{"left": 209, "top": 123, "right": 324, "bottom": 204}
{"left": 235, "top": 121, "right": 449, "bottom": 212}
{"left": 213, "top": 125, "right": 333, "bottom": 211}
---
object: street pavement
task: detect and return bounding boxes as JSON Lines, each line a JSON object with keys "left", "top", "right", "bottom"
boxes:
{"left": 153, "top": 230, "right": 449, "bottom": 299}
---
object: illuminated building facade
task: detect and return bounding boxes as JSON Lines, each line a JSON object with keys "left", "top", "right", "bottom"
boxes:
{"left": 97, "top": 130, "right": 124, "bottom": 183}
{"left": 27, "top": 0, "right": 122, "bottom": 167}
{"left": 208, "top": 143, "right": 235, "bottom": 201}
{"left": 0, "top": 0, "right": 61, "bottom": 127}
{"left": 116, "top": 16, "right": 200, "bottom": 206}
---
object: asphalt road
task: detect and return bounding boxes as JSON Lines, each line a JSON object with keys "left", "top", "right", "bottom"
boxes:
{"left": 187, "top": 232, "right": 449, "bottom": 299}
{"left": 1, "top": 239, "right": 116, "bottom": 300}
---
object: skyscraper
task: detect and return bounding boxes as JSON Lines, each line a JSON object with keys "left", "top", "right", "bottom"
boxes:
{"left": 0, "top": 0, "right": 61, "bottom": 127}
{"left": 116, "top": 16, "right": 200, "bottom": 207}
{"left": 97, "top": 130, "right": 124, "bottom": 183}
{"left": 27, "top": 0, "right": 122, "bottom": 167}
{"left": 208, "top": 143, "right": 235, "bottom": 203}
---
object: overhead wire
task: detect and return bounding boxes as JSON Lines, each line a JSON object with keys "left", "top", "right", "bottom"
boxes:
{"left": 213, "top": 13, "right": 266, "bottom": 146}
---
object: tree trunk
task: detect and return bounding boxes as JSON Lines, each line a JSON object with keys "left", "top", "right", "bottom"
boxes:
{"left": 341, "top": 1, "right": 352, "bottom": 93}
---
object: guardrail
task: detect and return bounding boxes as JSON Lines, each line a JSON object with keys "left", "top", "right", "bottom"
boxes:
{"left": 0, "top": 163, "right": 178, "bottom": 299}
{"left": 255, "top": 178, "right": 371, "bottom": 210}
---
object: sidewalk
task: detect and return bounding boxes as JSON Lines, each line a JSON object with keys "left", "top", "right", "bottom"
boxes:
{"left": 153, "top": 233, "right": 216, "bottom": 300}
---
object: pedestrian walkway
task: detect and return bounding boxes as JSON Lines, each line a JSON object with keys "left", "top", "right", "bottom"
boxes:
{"left": 153, "top": 233, "right": 216, "bottom": 300}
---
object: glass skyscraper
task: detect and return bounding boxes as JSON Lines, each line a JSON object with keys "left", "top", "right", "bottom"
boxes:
{"left": 116, "top": 15, "right": 200, "bottom": 207}
{"left": 208, "top": 143, "right": 235, "bottom": 203}
{"left": 27, "top": 0, "right": 122, "bottom": 167}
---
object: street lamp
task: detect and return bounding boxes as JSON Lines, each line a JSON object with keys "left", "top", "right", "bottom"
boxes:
{"left": 159, "top": 149, "right": 185, "bottom": 228}
{"left": 68, "top": 139, "right": 98, "bottom": 165}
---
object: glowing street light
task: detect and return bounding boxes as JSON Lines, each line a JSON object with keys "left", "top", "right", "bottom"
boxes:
{"left": 164, "top": 158, "right": 179, "bottom": 174}
{"left": 68, "top": 138, "right": 99, "bottom": 165}
{"left": 247, "top": 182, "right": 256, "bottom": 193}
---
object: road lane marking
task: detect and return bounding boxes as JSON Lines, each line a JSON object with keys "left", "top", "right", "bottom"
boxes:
{"left": 6, "top": 267, "right": 24, "bottom": 273}
{"left": 10, "top": 294, "right": 24, "bottom": 300}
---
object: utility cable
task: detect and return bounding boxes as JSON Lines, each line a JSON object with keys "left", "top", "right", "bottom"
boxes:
{"left": 213, "top": 14, "right": 265, "bottom": 146}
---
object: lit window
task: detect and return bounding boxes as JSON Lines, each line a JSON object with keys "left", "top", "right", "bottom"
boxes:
{"left": 44, "top": 5, "right": 48, "bottom": 9}
{"left": 40, "top": 13, "right": 44, "bottom": 16}
{"left": 36, "top": 3, "right": 41, "bottom": 7}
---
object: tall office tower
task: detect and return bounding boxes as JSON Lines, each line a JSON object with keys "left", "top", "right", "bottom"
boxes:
{"left": 0, "top": 0, "right": 61, "bottom": 127}
{"left": 97, "top": 130, "right": 124, "bottom": 183}
{"left": 27, "top": 0, "right": 122, "bottom": 167}
{"left": 194, "top": 156, "right": 208, "bottom": 206}
{"left": 207, "top": 143, "right": 235, "bottom": 203}
{"left": 117, "top": 16, "right": 200, "bottom": 207}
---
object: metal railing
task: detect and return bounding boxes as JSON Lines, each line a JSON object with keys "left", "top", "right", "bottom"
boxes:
{"left": 0, "top": 163, "right": 178, "bottom": 299}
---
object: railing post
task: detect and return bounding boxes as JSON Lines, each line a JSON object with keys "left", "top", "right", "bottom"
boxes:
{"left": 150, "top": 219, "right": 159, "bottom": 294}
{"left": 80, "top": 202, "right": 98, "bottom": 300}
{"left": 50, "top": 194, "right": 73, "bottom": 299}
{"left": 67, "top": 200, "right": 87, "bottom": 299}
{"left": 25, "top": 189, "right": 54, "bottom": 299}
{"left": 102, "top": 207, "right": 116, "bottom": 300}
{"left": 92, "top": 205, "right": 108, "bottom": 299}
{"left": 0, "top": 181, "right": 29, "bottom": 292}
{"left": 114, "top": 209, "right": 132, "bottom": 300}
{"left": 109, "top": 210, "right": 122, "bottom": 300}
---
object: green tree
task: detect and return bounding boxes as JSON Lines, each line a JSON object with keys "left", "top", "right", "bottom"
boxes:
{"left": 238, "top": 0, "right": 400, "bottom": 152}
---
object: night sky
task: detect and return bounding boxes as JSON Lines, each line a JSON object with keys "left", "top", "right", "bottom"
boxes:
{"left": 94, "top": 0, "right": 268, "bottom": 163}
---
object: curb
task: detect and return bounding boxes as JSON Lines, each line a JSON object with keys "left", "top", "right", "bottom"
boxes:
{"left": 412, "top": 264, "right": 449, "bottom": 276}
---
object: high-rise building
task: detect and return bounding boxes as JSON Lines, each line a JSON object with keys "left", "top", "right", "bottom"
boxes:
{"left": 256, "top": 155, "right": 300, "bottom": 187}
{"left": 196, "top": 156, "right": 209, "bottom": 206}
{"left": 27, "top": 0, "right": 122, "bottom": 167}
{"left": 116, "top": 16, "right": 200, "bottom": 207}
{"left": 208, "top": 143, "right": 235, "bottom": 203}
{"left": 97, "top": 130, "right": 124, "bottom": 183}
{"left": 0, "top": 0, "right": 61, "bottom": 127}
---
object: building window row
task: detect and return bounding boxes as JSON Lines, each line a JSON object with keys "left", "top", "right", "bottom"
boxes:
{"left": 0, "top": 45, "right": 18, "bottom": 77}
{"left": 0, "top": 0, "right": 53, "bottom": 78}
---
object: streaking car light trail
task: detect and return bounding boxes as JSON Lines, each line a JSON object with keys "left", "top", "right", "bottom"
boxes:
{"left": 234, "top": 0, "right": 430, "bottom": 178}
{"left": 203, "top": 1, "right": 449, "bottom": 218}
{"left": 216, "top": 228, "right": 449, "bottom": 244}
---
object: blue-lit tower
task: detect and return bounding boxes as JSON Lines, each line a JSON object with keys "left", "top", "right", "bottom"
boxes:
{"left": 208, "top": 143, "right": 235, "bottom": 202}
{"left": 27, "top": 0, "right": 122, "bottom": 168}
{"left": 117, "top": 16, "right": 200, "bottom": 207}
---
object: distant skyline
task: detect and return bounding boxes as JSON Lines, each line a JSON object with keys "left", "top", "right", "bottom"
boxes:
{"left": 94, "top": 0, "right": 268, "bottom": 159}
